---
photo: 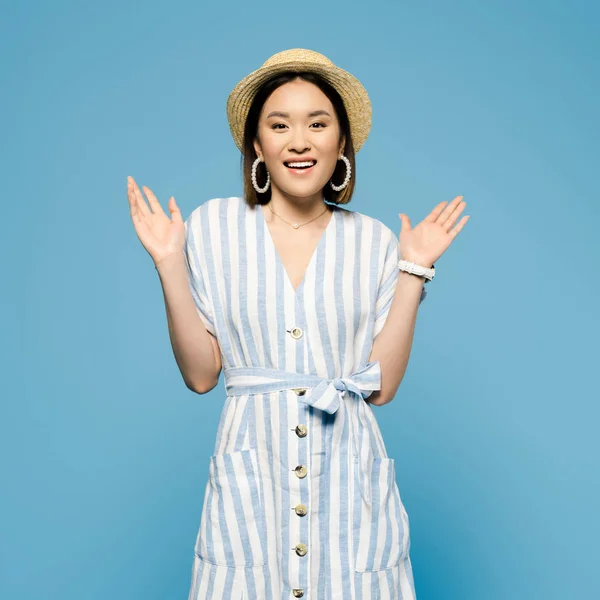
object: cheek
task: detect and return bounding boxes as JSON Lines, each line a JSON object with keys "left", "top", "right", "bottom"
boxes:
{"left": 319, "top": 159, "right": 339, "bottom": 181}
{"left": 259, "top": 130, "right": 285, "bottom": 154}
{"left": 320, "top": 139, "right": 344, "bottom": 164}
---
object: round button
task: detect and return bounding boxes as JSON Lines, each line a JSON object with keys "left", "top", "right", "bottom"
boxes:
{"left": 290, "top": 327, "right": 303, "bottom": 339}
{"left": 294, "top": 465, "right": 307, "bottom": 478}
{"left": 295, "top": 424, "right": 307, "bottom": 438}
{"left": 293, "top": 388, "right": 307, "bottom": 396}
{"left": 295, "top": 542, "right": 308, "bottom": 556}
{"left": 292, "top": 589, "right": 304, "bottom": 597}
{"left": 294, "top": 503, "right": 307, "bottom": 516}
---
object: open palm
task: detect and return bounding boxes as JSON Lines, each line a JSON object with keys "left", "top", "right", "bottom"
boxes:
{"left": 127, "top": 176, "right": 185, "bottom": 267}
{"left": 398, "top": 195, "right": 469, "bottom": 267}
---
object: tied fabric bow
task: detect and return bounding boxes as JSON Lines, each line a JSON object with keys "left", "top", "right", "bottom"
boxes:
{"left": 223, "top": 361, "right": 382, "bottom": 413}
{"left": 298, "top": 361, "right": 382, "bottom": 414}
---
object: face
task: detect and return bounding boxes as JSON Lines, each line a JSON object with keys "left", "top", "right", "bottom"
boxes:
{"left": 253, "top": 78, "right": 346, "bottom": 201}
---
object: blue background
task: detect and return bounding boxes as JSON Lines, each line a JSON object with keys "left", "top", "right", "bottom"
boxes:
{"left": 2, "top": 0, "right": 598, "bottom": 598}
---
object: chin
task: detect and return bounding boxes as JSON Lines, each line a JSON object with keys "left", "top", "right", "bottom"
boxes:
{"left": 275, "top": 180, "right": 327, "bottom": 198}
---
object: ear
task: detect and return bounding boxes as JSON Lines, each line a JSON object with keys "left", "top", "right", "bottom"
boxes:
{"left": 338, "top": 134, "right": 346, "bottom": 157}
{"left": 253, "top": 138, "right": 262, "bottom": 160}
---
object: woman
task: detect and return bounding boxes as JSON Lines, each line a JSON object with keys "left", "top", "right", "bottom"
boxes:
{"left": 127, "top": 48, "right": 468, "bottom": 600}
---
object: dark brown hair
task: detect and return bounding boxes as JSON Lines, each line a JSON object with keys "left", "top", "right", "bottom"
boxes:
{"left": 241, "top": 71, "right": 356, "bottom": 208}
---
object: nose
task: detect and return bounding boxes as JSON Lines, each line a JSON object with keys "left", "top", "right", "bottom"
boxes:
{"left": 288, "top": 127, "right": 311, "bottom": 154}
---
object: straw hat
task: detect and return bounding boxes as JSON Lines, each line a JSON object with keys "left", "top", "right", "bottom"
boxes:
{"left": 226, "top": 48, "right": 372, "bottom": 154}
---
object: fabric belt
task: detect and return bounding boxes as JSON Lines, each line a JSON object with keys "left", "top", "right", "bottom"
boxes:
{"left": 223, "top": 360, "right": 384, "bottom": 505}
{"left": 223, "top": 360, "right": 382, "bottom": 414}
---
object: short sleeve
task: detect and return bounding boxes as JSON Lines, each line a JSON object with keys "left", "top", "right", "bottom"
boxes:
{"left": 373, "top": 230, "right": 427, "bottom": 340}
{"left": 183, "top": 209, "right": 217, "bottom": 337}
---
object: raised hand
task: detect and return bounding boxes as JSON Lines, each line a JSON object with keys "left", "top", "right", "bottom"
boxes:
{"left": 127, "top": 176, "right": 185, "bottom": 267}
{"left": 398, "top": 195, "right": 469, "bottom": 267}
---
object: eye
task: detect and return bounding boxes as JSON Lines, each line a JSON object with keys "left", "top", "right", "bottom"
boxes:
{"left": 271, "top": 122, "right": 326, "bottom": 130}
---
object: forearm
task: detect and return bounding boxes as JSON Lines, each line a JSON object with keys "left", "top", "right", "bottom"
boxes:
{"left": 367, "top": 271, "right": 426, "bottom": 406}
{"left": 155, "top": 254, "right": 219, "bottom": 393}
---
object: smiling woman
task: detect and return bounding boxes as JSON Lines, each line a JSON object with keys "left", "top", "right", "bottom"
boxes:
{"left": 178, "top": 48, "right": 426, "bottom": 600}
{"left": 180, "top": 49, "right": 424, "bottom": 600}
{"left": 126, "top": 46, "right": 466, "bottom": 600}
{"left": 240, "top": 70, "right": 357, "bottom": 207}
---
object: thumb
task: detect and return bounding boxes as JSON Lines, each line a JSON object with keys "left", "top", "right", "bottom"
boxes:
{"left": 399, "top": 213, "right": 411, "bottom": 232}
{"left": 168, "top": 197, "right": 183, "bottom": 224}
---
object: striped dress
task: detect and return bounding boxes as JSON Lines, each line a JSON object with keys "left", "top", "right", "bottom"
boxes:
{"left": 183, "top": 196, "right": 426, "bottom": 600}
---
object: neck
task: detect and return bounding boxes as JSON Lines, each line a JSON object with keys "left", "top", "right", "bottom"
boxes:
{"left": 267, "top": 185, "right": 331, "bottom": 222}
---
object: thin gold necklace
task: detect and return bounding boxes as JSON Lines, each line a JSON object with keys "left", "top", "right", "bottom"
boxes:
{"left": 267, "top": 202, "right": 330, "bottom": 230}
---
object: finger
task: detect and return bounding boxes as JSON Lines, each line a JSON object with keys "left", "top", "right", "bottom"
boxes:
{"left": 398, "top": 213, "right": 411, "bottom": 232}
{"left": 127, "top": 177, "right": 136, "bottom": 213}
{"left": 129, "top": 176, "right": 151, "bottom": 219}
{"left": 127, "top": 177, "right": 144, "bottom": 223}
{"left": 168, "top": 196, "right": 184, "bottom": 224}
{"left": 131, "top": 207, "right": 154, "bottom": 240}
{"left": 142, "top": 185, "right": 164, "bottom": 216}
{"left": 438, "top": 195, "right": 464, "bottom": 226}
{"left": 449, "top": 214, "right": 470, "bottom": 237}
{"left": 423, "top": 201, "right": 448, "bottom": 222}
{"left": 128, "top": 190, "right": 156, "bottom": 243}
{"left": 443, "top": 200, "right": 467, "bottom": 232}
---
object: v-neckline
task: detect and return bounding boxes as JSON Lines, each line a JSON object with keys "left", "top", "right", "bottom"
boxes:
{"left": 257, "top": 201, "right": 337, "bottom": 297}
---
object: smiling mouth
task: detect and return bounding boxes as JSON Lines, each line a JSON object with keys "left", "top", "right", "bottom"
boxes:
{"left": 284, "top": 160, "right": 317, "bottom": 173}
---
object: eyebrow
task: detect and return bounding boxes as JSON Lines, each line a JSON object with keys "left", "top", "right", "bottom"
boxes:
{"left": 266, "top": 110, "right": 332, "bottom": 119}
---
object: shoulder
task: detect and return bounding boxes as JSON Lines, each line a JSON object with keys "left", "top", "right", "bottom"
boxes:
{"left": 185, "top": 196, "right": 244, "bottom": 228}
{"left": 342, "top": 207, "right": 398, "bottom": 245}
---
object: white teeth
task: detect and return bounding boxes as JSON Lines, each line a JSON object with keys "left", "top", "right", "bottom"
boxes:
{"left": 286, "top": 161, "right": 315, "bottom": 168}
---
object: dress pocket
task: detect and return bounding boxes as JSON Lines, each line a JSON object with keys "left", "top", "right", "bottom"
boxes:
{"left": 195, "top": 447, "right": 268, "bottom": 568}
{"left": 352, "top": 454, "right": 411, "bottom": 572}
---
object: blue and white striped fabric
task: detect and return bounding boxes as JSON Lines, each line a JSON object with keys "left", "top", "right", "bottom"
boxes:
{"left": 183, "top": 196, "right": 426, "bottom": 600}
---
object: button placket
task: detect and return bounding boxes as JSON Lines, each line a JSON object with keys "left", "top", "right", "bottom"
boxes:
{"left": 290, "top": 402, "right": 309, "bottom": 592}
{"left": 287, "top": 316, "right": 308, "bottom": 593}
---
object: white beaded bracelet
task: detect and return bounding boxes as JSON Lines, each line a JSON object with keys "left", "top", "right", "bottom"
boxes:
{"left": 397, "top": 259, "right": 435, "bottom": 283}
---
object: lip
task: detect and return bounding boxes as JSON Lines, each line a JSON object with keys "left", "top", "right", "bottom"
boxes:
{"left": 284, "top": 157, "right": 317, "bottom": 165}
{"left": 284, "top": 158, "right": 317, "bottom": 176}
{"left": 285, "top": 163, "right": 316, "bottom": 175}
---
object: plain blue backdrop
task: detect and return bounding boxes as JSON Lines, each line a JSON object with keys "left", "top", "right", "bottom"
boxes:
{"left": 2, "top": 0, "right": 598, "bottom": 598}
